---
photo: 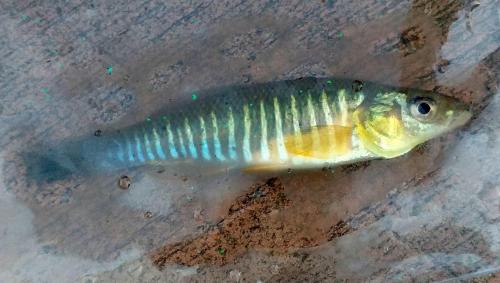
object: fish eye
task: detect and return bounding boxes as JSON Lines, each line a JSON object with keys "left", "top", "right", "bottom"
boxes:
{"left": 410, "top": 97, "right": 435, "bottom": 120}
{"left": 417, "top": 101, "right": 431, "bottom": 114}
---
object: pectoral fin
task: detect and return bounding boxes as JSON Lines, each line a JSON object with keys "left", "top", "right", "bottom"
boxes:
{"left": 284, "top": 125, "right": 353, "bottom": 159}
{"left": 242, "top": 125, "right": 353, "bottom": 173}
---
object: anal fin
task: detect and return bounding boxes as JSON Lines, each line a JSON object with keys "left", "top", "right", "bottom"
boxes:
{"left": 242, "top": 163, "right": 290, "bottom": 173}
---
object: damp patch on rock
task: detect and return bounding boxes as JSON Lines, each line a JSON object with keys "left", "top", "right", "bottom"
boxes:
{"left": 149, "top": 60, "right": 189, "bottom": 91}
{"left": 399, "top": 26, "right": 426, "bottom": 56}
{"left": 341, "top": 161, "right": 371, "bottom": 174}
{"left": 278, "top": 62, "right": 329, "bottom": 80}
{"left": 220, "top": 28, "right": 277, "bottom": 60}
{"left": 86, "top": 86, "right": 136, "bottom": 124}
{"left": 370, "top": 26, "right": 425, "bottom": 56}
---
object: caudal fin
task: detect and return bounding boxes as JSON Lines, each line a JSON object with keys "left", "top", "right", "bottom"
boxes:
{"left": 21, "top": 143, "right": 85, "bottom": 183}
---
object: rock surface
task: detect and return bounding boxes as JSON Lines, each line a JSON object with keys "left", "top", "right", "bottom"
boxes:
{"left": 0, "top": 0, "right": 499, "bottom": 282}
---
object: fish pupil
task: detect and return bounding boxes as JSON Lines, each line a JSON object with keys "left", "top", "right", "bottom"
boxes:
{"left": 417, "top": 102, "right": 431, "bottom": 115}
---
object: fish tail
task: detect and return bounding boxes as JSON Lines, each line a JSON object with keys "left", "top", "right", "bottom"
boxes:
{"left": 21, "top": 143, "right": 86, "bottom": 183}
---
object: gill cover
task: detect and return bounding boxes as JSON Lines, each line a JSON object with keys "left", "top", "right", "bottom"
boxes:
{"left": 353, "top": 92, "right": 417, "bottom": 158}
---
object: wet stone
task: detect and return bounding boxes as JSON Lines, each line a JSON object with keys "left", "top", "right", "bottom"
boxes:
{"left": 118, "top": 175, "right": 132, "bottom": 190}
{"left": 144, "top": 211, "right": 153, "bottom": 218}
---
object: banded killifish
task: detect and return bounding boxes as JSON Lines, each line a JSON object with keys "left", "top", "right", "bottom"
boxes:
{"left": 25, "top": 77, "right": 471, "bottom": 181}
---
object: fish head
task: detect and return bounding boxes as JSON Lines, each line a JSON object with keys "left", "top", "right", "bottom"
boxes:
{"left": 354, "top": 89, "right": 471, "bottom": 158}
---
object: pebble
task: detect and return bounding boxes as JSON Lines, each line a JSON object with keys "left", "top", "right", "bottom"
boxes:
{"left": 118, "top": 175, "right": 132, "bottom": 189}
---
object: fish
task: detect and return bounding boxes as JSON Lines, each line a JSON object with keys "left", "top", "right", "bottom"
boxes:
{"left": 24, "top": 77, "right": 471, "bottom": 181}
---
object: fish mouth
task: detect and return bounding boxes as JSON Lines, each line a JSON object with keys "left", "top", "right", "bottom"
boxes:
{"left": 423, "top": 110, "right": 472, "bottom": 142}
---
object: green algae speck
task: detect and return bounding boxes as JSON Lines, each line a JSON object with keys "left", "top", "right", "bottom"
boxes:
{"left": 217, "top": 247, "right": 226, "bottom": 255}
